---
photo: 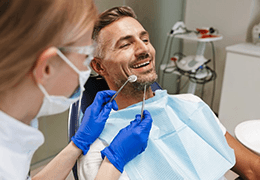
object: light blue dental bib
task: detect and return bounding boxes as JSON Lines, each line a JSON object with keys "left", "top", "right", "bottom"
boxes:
{"left": 99, "top": 90, "right": 235, "bottom": 180}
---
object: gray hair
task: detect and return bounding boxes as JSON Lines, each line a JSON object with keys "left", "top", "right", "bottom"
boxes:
{"left": 92, "top": 6, "right": 137, "bottom": 58}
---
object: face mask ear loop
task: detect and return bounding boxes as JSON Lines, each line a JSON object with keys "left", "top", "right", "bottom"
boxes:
{"left": 56, "top": 49, "right": 81, "bottom": 75}
{"left": 32, "top": 68, "right": 52, "bottom": 102}
{"left": 37, "top": 83, "right": 52, "bottom": 102}
{"left": 56, "top": 49, "right": 90, "bottom": 120}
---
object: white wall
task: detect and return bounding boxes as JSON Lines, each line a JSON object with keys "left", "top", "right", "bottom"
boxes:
{"left": 95, "top": 0, "right": 125, "bottom": 12}
{"left": 184, "top": 0, "right": 255, "bottom": 113}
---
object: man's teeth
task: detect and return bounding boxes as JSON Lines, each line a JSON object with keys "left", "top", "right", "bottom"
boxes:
{"left": 133, "top": 61, "right": 150, "bottom": 68}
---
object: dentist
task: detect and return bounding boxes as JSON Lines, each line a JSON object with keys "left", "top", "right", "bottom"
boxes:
{"left": 0, "top": 0, "right": 153, "bottom": 180}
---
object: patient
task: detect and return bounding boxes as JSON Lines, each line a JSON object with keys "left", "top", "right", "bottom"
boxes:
{"left": 78, "top": 6, "right": 260, "bottom": 180}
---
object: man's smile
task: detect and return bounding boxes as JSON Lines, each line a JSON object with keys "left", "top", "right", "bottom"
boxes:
{"left": 129, "top": 57, "right": 154, "bottom": 75}
{"left": 131, "top": 60, "right": 151, "bottom": 69}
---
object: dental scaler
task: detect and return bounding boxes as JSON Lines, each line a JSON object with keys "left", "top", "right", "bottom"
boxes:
{"left": 140, "top": 84, "right": 147, "bottom": 120}
{"left": 109, "top": 75, "right": 137, "bottom": 103}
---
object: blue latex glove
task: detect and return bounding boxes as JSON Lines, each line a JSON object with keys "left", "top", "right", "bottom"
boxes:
{"left": 71, "top": 90, "right": 118, "bottom": 155}
{"left": 101, "top": 110, "right": 153, "bottom": 173}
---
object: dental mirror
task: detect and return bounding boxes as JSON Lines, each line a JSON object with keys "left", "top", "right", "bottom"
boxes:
{"left": 109, "top": 75, "right": 137, "bottom": 103}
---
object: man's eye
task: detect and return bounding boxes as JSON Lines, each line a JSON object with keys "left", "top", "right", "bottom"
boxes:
{"left": 142, "top": 39, "right": 149, "bottom": 43}
{"left": 120, "top": 44, "right": 130, "bottom": 48}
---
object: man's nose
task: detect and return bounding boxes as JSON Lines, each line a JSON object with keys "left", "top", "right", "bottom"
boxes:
{"left": 135, "top": 39, "right": 149, "bottom": 56}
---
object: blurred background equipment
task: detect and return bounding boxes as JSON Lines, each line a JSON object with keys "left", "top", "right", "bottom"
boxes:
{"left": 158, "top": 21, "right": 222, "bottom": 108}
{"left": 252, "top": 22, "right": 260, "bottom": 45}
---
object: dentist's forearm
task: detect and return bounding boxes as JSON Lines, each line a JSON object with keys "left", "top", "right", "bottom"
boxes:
{"left": 95, "top": 157, "right": 121, "bottom": 180}
{"left": 32, "top": 141, "right": 81, "bottom": 180}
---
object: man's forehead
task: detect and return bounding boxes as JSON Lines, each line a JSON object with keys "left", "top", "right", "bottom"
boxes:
{"left": 99, "top": 28, "right": 115, "bottom": 47}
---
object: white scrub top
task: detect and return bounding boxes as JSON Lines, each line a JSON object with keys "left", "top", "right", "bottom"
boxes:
{"left": 0, "top": 110, "right": 44, "bottom": 180}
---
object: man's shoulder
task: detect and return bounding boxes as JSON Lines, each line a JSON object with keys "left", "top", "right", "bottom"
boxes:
{"left": 167, "top": 93, "right": 203, "bottom": 103}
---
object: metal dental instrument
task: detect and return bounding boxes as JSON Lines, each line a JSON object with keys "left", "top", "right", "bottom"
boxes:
{"left": 109, "top": 75, "right": 137, "bottom": 103}
{"left": 141, "top": 84, "right": 147, "bottom": 120}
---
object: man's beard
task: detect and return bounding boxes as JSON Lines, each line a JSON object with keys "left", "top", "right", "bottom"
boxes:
{"left": 114, "top": 69, "right": 158, "bottom": 96}
{"left": 114, "top": 52, "right": 157, "bottom": 95}
{"left": 132, "top": 70, "right": 158, "bottom": 91}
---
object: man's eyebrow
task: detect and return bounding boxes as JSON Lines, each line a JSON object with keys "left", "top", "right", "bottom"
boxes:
{"left": 115, "top": 31, "right": 149, "bottom": 47}
{"left": 116, "top": 35, "right": 133, "bottom": 46}
{"left": 140, "top": 30, "right": 149, "bottom": 37}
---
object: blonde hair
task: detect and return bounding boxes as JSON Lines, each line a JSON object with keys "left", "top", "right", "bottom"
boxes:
{"left": 0, "top": 0, "right": 98, "bottom": 92}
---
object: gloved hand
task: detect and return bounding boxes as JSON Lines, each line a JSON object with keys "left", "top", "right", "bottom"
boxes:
{"left": 71, "top": 90, "right": 118, "bottom": 155}
{"left": 101, "top": 110, "right": 153, "bottom": 173}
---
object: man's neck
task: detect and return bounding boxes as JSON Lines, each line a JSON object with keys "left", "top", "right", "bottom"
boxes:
{"left": 114, "top": 86, "right": 154, "bottom": 110}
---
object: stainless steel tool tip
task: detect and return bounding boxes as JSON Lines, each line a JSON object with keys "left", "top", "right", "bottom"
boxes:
{"left": 128, "top": 75, "right": 137, "bottom": 82}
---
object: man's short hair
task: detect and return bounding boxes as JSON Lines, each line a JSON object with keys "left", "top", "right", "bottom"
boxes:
{"left": 92, "top": 6, "right": 137, "bottom": 58}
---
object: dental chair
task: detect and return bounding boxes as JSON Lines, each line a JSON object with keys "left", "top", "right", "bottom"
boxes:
{"left": 68, "top": 76, "right": 245, "bottom": 180}
{"left": 67, "top": 76, "right": 245, "bottom": 180}
{"left": 68, "top": 75, "right": 162, "bottom": 180}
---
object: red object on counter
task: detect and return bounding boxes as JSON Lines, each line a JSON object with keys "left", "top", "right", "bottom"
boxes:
{"left": 199, "top": 34, "right": 219, "bottom": 38}
{"left": 196, "top": 28, "right": 209, "bottom": 34}
{"left": 171, "top": 57, "right": 178, "bottom": 61}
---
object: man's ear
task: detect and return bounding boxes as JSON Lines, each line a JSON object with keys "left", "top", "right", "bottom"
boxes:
{"left": 33, "top": 47, "right": 57, "bottom": 84}
{"left": 90, "top": 57, "right": 108, "bottom": 76}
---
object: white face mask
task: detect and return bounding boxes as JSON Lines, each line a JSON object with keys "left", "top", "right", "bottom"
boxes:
{"left": 36, "top": 44, "right": 95, "bottom": 118}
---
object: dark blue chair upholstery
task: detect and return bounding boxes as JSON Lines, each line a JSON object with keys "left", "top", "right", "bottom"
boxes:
{"left": 68, "top": 75, "right": 162, "bottom": 179}
{"left": 68, "top": 76, "right": 109, "bottom": 142}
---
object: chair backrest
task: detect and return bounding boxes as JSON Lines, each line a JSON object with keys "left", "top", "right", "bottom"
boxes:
{"left": 68, "top": 75, "right": 162, "bottom": 179}
{"left": 68, "top": 76, "right": 109, "bottom": 142}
